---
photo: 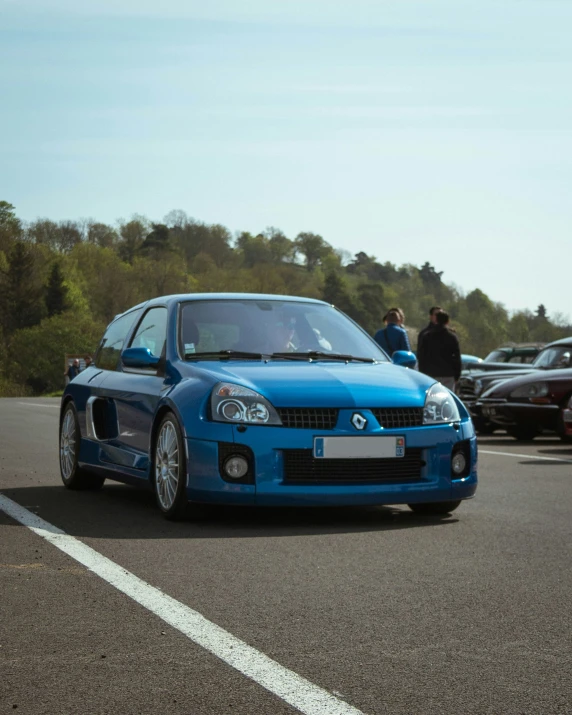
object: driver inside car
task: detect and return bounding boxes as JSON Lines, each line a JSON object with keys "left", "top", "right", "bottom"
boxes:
{"left": 267, "top": 317, "right": 297, "bottom": 352}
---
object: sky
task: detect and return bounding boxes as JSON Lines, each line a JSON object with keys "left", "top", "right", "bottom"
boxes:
{"left": 1, "top": 0, "right": 571, "bottom": 318}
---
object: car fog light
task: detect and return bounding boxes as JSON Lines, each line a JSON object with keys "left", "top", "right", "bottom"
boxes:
{"left": 224, "top": 455, "right": 249, "bottom": 479}
{"left": 451, "top": 451, "right": 467, "bottom": 475}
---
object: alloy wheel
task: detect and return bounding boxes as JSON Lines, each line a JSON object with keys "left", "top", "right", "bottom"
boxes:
{"left": 60, "top": 408, "right": 76, "bottom": 481}
{"left": 155, "top": 421, "right": 179, "bottom": 510}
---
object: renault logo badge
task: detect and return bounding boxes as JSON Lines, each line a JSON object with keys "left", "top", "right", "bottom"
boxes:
{"left": 351, "top": 413, "right": 367, "bottom": 430}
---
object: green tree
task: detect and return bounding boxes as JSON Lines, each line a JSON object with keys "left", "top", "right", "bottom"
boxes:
{"left": 45, "top": 261, "right": 68, "bottom": 317}
{"left": 236, "top": 232, "right": 272, "bottom": 268}
{"left": 139, "top": 223, "right": 172, "bottom": 257}
{"left": 322, "top": 271, "right": 358, "bottom": 316}
{"left": 118, "top": 216, "right": 149, "bottom": 263}
{"left": 8, "top": 312, "right": 105, "bottom": 394}
{"left": 264, "top": 227, "right": 295, "bottom": 263}
{"left": 355, "top": 282, "right": 385, "bottom": 335}
{"left": 0, "top": 201, "right": 22, "bottom": 253}
{"left": 87, "top": 221, "right": 118, "bottom": 249}
{"left": 295, "top": 232, "right": 332, "bottom": 271}
{"left": 0, "top": 241, "right": 46, "bottom": 336}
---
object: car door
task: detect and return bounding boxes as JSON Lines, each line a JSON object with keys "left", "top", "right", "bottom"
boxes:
{"left": 98, "top": 306, "right": 170, "bottom": 472}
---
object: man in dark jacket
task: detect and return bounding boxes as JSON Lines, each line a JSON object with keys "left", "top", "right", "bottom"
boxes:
{"left": 374, "top": 309, "right": 411, "bottom": 356}
{"left": 417, "top": 310, "right": 461, "bottom": 390}
{"left": 416, "top": 305, "right": 442, "bottom": 354}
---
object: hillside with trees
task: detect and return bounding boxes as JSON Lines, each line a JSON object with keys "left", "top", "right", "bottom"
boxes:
{"left": 0, "top": 200, "right": 570, "bottom": 396}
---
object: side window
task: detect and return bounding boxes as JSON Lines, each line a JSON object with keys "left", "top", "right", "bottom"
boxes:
{"left": 95, "top": 310, "right": 142, "bottom": 371}
{"left": 129, "top": 307, "right": 168, "bottom": 358}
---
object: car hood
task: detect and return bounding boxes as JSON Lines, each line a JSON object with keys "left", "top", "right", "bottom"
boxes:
{"left": 178, "top": 360, "right": 434, "bottom": 407}
{"left": 464, "top": 366, "right": 537, "bottom": 383}
{"left": 481, "top": 368, "right": 572, "bottom": 398}
{"left": 463, "top": 361, "right": 536, "bottom": 373}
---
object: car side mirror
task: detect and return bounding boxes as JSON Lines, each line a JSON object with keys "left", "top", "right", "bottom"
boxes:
{"left": 392, "top": 350, "right": 417, "bottom": 369}
{"left": 122, "top": 347, "right": 160, "bottom": 368}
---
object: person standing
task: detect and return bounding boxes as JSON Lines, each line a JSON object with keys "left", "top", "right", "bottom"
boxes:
{"left": 374, "top": 309, "right": 411, "bottom": 356}
{"left": 64, "top": 358, "right": 81, "bottom": 383}
{"left": 417, "top": 310, "right": 461, "bottom": 390}
{"left": 417, "top": 306, "right": 442, "bottom": 355}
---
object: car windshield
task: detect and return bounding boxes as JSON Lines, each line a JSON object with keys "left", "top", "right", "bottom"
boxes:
{"left": 531, "top": 346, "right": 572, "bottom": 369}
{"left": 179, "top": 299, "right": 389, "bottom": 361}
{"left": 484, "top": 350, "right": 508, "bottom": 362}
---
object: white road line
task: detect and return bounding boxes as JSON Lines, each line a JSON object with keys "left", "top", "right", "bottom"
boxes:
{"left": 480, "top": 449, "right": 572, "bottom": 464}
{"left": 0, "top": 494, "right": 365, "bottom": 715}
{"left": 17, "top": 402, "right": 60, "bottom": 408}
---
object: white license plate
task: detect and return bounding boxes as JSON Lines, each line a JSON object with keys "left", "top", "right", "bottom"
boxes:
{"left": 313, "top": 436, "right": 405, "bottom": 459}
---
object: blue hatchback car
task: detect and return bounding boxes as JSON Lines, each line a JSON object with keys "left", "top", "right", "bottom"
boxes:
{"left": 59, "top": 293, "right": 477, "bottom": 519}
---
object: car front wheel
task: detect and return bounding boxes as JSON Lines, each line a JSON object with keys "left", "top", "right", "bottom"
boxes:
{"left": 557, "top": 407, "right": 572, "bottom": 443}
{"left": 153, "top": 413, "right": 190, "bottom": 520}
{"left": 60, "top": 403, "right": 105, "bottom": 490}
{"left": 508, "top": 427, "right": 538, "bottom": 441}
{"left": 408, "top": 500, "right": 462, "bottom": 515}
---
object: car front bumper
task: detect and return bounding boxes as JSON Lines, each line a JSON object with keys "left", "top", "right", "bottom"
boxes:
{"left": 184, "top": 419, "right": 478, "bottom": 507}
{"left": 477, "top": 399, "right": 559, "bottom": 431}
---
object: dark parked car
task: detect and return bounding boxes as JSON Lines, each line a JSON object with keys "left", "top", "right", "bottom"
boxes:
{"left": 475, "top": 368, "right": 572, "bottom": 441}
{"left": 462, "top": 343, "right": 544, "bottom": 374}
{"left": 483, "top": 343, "right": 544, "bottom": 364}
{"left": 458, "top": 337, "right": 572, "bottom": 433}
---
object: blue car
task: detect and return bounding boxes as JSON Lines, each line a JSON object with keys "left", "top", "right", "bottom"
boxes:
{"left": 59, "top": 293, "right": 477, "bottom": 520}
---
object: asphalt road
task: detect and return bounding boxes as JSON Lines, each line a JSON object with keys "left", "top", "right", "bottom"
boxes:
{"left": 1, "top": 398, "right": 571, "bottom": 715}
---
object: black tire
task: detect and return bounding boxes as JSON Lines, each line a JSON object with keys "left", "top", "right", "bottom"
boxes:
{"left": 59, "top": 403, "right": 105, "bottom": 490}
{"left": 408, "top": 500, "right": 462, "bottom": 515}
{"left": 152, "top": 412, "right": 190, "bottom": 520}
{"left": 557, "top": 407, "right": 572, "bottom": 443}
{"left": 475, "top": 421, "right": 497, "bottom": 435}
{"left": 508, "top": 427, "right": 538, "bottom": 441}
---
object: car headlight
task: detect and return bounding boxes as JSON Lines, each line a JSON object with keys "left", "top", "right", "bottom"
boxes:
{"left": 423, "top": 383, "right": 461, "bottom": 424}
{"left": 210, "top": 382, "right": 282, "bottom": 425}
{"left": 509, "top": 382, "right": 549, "bottom": 399}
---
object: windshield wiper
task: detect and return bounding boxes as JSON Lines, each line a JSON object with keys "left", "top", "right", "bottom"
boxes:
{"left": 270, "top": 351, "right": 376, "bottom": 363}
{"left": 185, "top": 350, "right": 266, "bottom": 361}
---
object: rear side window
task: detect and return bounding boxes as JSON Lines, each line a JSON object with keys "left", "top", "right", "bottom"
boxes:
{"left": 129, "top": 307, "right": 168, "bottom": 358}
{"left": 95, "top": 309, "right": 142, "bottom": 371}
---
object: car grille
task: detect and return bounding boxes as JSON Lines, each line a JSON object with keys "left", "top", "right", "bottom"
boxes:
{"left": 276, "top": 407, "right": 424, "bottom": 430}
{"left": 282, "top": 448, "right": 424, "bottom": 483}
{"left": 277, "top": 408, "right": 338, "bottom": 430}
{"left": 457, "top": 377, "right": 477, "bottom": 401}
{"left": 370, "top": 408, "right": 423, "bottom": 429}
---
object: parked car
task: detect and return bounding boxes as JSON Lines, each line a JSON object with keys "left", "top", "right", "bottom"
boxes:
{"left": 458, "top": 336, "right": 572, "bottom": 433}
{"left": 476, "top": 368, "right": 572, "bottom": 441}
{"left": 462, "top": 343, "right": 544, "bottom": 374}
{"left": 483, "top": 343, "right": 544, "bottom": 364}
{"left": 59, "top": 293, "right": 477, "bottom": 519}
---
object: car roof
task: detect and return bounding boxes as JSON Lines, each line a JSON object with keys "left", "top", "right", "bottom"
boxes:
{"left": 544, "top": 336, "right": 572, "bottom": 348}
{"left": 110, "top": 293, "right": 331, "bottom": 324}
{"left": 146, "top": 293, "right": 330, "bottom": 307}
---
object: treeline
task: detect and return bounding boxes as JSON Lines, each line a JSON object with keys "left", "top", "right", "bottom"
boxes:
{"left": 0, "top": 200, "right": 570, "bottom": 395}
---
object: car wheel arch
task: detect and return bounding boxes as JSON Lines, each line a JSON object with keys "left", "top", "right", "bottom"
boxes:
{"left": 60, "top": 395, "right": 75, "bottom": 425}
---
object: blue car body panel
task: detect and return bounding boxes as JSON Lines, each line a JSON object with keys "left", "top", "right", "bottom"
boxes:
{"left": 62, "top": 293, "right": 477, "bottom": 508}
